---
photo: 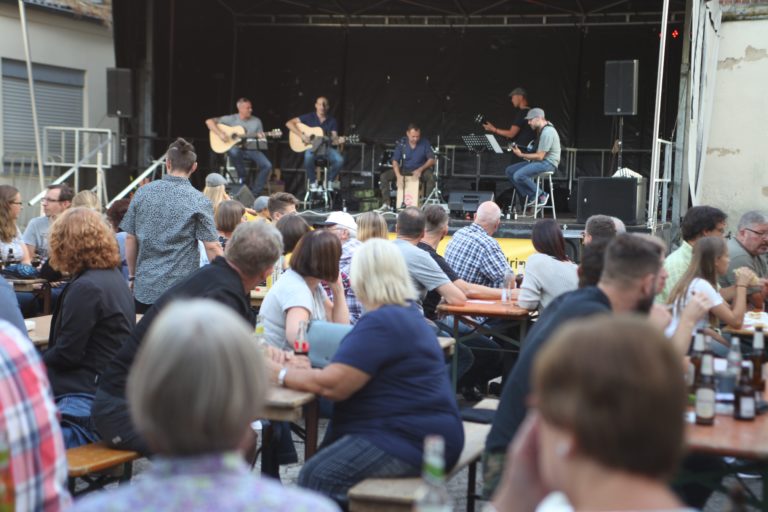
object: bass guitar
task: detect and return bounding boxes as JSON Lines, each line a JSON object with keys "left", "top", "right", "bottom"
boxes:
{"left": 209, "top": 124, "right": 282, "bottom": 154}
{"left": 288, "top": 122, "right": 359, "bottom": 153}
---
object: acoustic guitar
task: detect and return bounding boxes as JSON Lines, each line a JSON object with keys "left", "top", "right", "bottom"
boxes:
{"left": 209, "top": 124, "right": 282, "bottom": 154}
{"left": 288, "top": 122, "right": 359, "bottom": 153}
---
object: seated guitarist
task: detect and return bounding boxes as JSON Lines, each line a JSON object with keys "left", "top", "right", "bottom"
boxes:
{"left": 205, "top": 97, "right": 273, "bottom": 195}
{"left": 285, "top": 96, "right": 344, "bottom": 192}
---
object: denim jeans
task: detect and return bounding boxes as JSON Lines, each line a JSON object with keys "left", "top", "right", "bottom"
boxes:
{"left": 56, "top": 393, "right": 100, "bottom": 449}
{"left": 304, "top": 147, "right": 344, "bottom": 183}
{"left": 505, "top": 160, "right": 556, "bottom": 201}
{"left": 298, "top": 434, "right": 419, "bottom": 506}
{"left": 227, "top": 147, "right": 272, "bottom": 195}
{"left": 437, "top": 315, "right": 502, "bottom": 389}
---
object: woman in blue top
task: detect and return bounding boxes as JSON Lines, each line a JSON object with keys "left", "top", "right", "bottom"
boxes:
{"left": 281, "top": 238, "right": 464, "bottom": 506}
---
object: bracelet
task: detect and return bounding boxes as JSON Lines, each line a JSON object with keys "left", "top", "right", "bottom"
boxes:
{"left": 277, "top": 367, "right": 288, "bottom": 387}
{"left": 128, "top": 276, "right": 135, "bottom": 282}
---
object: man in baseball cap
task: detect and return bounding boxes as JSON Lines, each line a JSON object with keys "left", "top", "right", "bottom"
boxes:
{"left": 482, "top": 86, "right": 535, "bottom": 150}
{"left": 505, "top": 107, "right": 561, "bottom": 209}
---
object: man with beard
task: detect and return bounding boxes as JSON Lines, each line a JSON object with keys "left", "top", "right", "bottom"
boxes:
{"left": 482, "top": 234, "right": 668, "bottom": 496}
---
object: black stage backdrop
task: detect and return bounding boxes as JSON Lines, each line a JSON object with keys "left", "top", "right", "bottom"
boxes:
{"left": 114, "top": 0, "right": 683, "bottom": 192}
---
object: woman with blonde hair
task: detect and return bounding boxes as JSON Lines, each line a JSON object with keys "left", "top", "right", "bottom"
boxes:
{"left": 282, "top": 239, "right": 463, "bottom": 507}
{"left": 72, "top": 299, "right": 337, "bottom": 512}
{"left": 0, "top": 184, "right": 31, "bottom": 263}
{"left": 355, "top": 211, "right": 389, "bottom": 242}
{"left": 45, "top": 207, "right": 134, "bottom": 448}
{"left": 492, "top": 315, "right": 689, "bottom": 511}
{"left": 71, "top": 189, "right": 100, "bottom": 211}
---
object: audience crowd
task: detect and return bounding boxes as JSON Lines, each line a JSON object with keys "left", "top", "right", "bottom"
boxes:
{"left": 0, "top": 135, "right": 766, "bottom": 511}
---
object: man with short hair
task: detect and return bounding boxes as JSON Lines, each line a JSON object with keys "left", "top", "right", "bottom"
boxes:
{"left": 324, "top": 211, "right": 363, "bottom": 323}
{"left": 505, "top": 108, "right": 561, "bottom": 208}
{"left": 445, "top": 201, "right": 512, "bottom": 289}
{"left": 394, "top": 207, "right": 465, "bottom": 313}
{"left": 379, "top": 123, "right": 436, "bottom": 210}
{"left": 121, "top": 138, "right": 222, "bottom": 313}
{"left": 657, "top": 205, "right": 728, "bottom": 304}
{"left": 719, "top": 210, "right": 768, "bottom": 310}
{"left": 92, "top": 222, "right": 298, "bottom": 455}
{"left": 285, "top": 96, "right": 345, "bottom": 192}
{"left": 267, "top": 192, "right": 299, "bottom": 222}
{"left": 206, "top": 98, "right": 274, "bottom": 195}
{"left": 23, "top": 183, "right": 74, "bottom": 260}
{"left": 583, "top": 214, "right": 617, "bottom": 245}
{"left": 482, "top": 86, "right": 536, "bottom": 150}
{"left": 483, "top": 234, "right": 669, "bottom": 496}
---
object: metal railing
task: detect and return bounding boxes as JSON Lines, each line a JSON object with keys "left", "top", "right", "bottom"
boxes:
{"left": 647, "top": 139, "right": 675, "bottom": 230}
{"left": 42, "top": 127, "right": 113, "bottom": 192}
{"left": 106, "top": 154, "right": 167, "bottom": 209}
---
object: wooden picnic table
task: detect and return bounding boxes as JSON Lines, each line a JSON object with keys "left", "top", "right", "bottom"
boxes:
{"left": 437, "top": 297, "right": 531, "bottom": 389}
{"left": 26, "top": 314, "right": 143, "bottom": 349}
{"left": 250, "top": 286, "right": 267, "bottom": 308}
{"left": 723, "top": 311, "right": 768, "bottom": 338}
{"left": 10, "top": 277, "right": 52, "bottom": 314}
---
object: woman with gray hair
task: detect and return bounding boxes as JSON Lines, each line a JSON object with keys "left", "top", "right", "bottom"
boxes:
{"left": 281, "top": 239, "right": 464, "bottom": 506}
{"left": 73, "top": 299, "right": 338, "bottom": 512}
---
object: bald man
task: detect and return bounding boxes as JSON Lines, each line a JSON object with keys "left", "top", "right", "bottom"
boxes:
{"left": 445, "top": 202, "right": 512, "bottom": 288}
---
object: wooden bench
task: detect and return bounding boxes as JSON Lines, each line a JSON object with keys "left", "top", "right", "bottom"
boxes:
{"left": 67, "top": 441, "right": 141, "bottom": 496}
{"left": 348, "top": 399, "right": 499, "bottom": 512}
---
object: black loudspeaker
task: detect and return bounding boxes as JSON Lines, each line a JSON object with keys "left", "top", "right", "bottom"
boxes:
{"left": 576, "top": 177, "right": 646, "bottom": 225}
{"left": 448, "top": 191, "right": 494, "bottom": 214}
{"left": 107, "top": 68, "right": 133, "bottom": 118}
{"left": 230, "top": 184, "right": 255, "bottom": 209}
{"left": 604, "top": 60, "right": 638, "bottom": 116}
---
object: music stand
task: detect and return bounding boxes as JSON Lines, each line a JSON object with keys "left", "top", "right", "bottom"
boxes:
{"left": 461, "top": 134, "right": 504, "bottom": 154}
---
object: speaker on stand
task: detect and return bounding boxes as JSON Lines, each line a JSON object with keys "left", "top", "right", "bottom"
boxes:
{"left": 604, "top": 60, "right": 638, "bottom": 171}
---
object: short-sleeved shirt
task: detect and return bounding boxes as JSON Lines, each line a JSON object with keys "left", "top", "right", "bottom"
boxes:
{"left": 260, "top": 269, "right": 328, "bottom": 350}
{"left": 510, "top": 108, "right": 536, "bottom": 147}
{"left": 486, "top": 286, "right": 612, "bottom": 454}
{"left": 330, "top": 304, "right": 464, "bottom": 469}
{"left": 417, "top": 242, "right": 459, "bottom": 320}
{"left": 391, "top": 137, "right": 435, "bottom": 173}
{"left": 719, "top": 238, "right": 768, "bottom": 295}
{"left": 445, "top": 223, "right": 510, "bottom": 288}
{"left": 537, "top": 124, "right": 561, "bottom": 168}
{"left": 657, "top": 242, "right": 693, "bottom": 304}
{"left": 665, "top": 277, "right": 723, "bottom": 338}
{"left": 393, "top": 239, "right": 451, "bottom": 309}
{"left": 298, "top": 112, "right": 338, "bottom": 136}
{"left": 216, "top": 113, "right": 264, "bottom": 136}
{"left": 120, "top": 174, "right": 219, "bottom": 305}
{"left": 22, "top": 215, "right": 50, "bottom": 258}
{"left": 516, "top": 253, "right": 578, "bottom": 310}
{"left": 1, "top": 227, "right": 26, "bottom": 261}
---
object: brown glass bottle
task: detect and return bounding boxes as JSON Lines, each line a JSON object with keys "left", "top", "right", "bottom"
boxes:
{"left": 695, "top": 353, "right": 716, "bottom": 426}
{"left": 734, "top": 362, "right": 756, "bottom": 421}
{"left": 688, "top": 329, "right": 706, "bottom": 393}
{"left": 750, "top": 326, "right": 766, "bottom": 392}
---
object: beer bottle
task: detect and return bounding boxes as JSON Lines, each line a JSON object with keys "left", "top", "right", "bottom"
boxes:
{"left": 414, "top": 435, "right": 452, "bottom": 512}
{"left": 734, "top": 361, "right": 756, "bottom": 421}
{"left": 688, "top": 329, "right": 706, "bottom": 392}
{"left": 750, "top": 326, "right": 766, "bottom": 392}
{"left": 695, "top": 353, "right": 716, "bottom": 426}
{"left": 293, "top": 320, "right": 309, "bottom": 357}
{"left": 0, "top": 430, "right": 14, "bottom": 511}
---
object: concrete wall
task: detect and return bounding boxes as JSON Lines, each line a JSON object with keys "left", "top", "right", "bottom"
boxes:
{"left": 701, "top": 17, "right": 768, "bottom": 226}
{"left": 0, "top": 3, "right": 115, "bottom": 227}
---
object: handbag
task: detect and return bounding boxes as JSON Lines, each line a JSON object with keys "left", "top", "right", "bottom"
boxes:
{"left": 307, "top": 320, "right": 353, "bottom": 368}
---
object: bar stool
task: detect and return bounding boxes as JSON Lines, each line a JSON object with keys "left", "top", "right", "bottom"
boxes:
{"left": 521, "top": 171, "right": 556, "bottom": 219}
{"left": 302, "top": 156, "right": 330, "bottom": 210}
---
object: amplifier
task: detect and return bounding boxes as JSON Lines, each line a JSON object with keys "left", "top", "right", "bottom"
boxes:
{"left": 448, "top": 191, "right": 494, "bottom": 215}
{"left": 576, "top": 177, "right": 646, "bottom": 225}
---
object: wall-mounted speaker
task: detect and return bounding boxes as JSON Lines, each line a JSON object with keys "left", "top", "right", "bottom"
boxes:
{"left": 604, "top": 60, "right": 638, "bottom": 116}
{"left": 107, "top": 68, "right": 133, "bottom": 118}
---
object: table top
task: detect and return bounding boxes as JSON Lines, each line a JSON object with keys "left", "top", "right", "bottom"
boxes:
{"left": 437, "top": 298, "right": 530, "bottom": 319}
{"left": 27, "top": 314, "right": 143, "bottom": 348}
{"left": 724, "top": 311, "right": 768, "bottom": 337}
{"left": 686, "top": 408, "right": 768, "bottom": 460}
{"left": 262, "top": 387, "right": 316, "bottom": 422}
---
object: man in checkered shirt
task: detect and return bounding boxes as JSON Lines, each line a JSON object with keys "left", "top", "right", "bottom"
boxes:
{"left": 0, "top": 321, "right": 71, "bottom": 511}
{"left": 445, "top": 201, "right": 512, "bottom": 288}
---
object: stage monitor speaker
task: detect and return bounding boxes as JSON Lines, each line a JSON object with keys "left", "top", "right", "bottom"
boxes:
{"left": 448, "top": 191, "right": 494, "bottom": 214}
{"left": 230, "top": 184, "right": 255, "bottom": 209}
{"left": 107, "top": 68, "right": 133, "bottom": 118}
{"left": 604, "top": 60, "right": 638, "bottom": 116}
{"left": 576, "top": 177, "right": 646, "bottom": 225}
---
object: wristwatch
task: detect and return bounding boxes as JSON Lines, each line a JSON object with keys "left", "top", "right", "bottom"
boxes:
{"left": 277, "top": 367, "right": 288, "bottom": 387}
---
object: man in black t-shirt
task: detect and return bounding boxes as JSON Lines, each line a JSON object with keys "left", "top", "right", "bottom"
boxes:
{"left": 482, "top": 87, "right": 536, "bottom": 151}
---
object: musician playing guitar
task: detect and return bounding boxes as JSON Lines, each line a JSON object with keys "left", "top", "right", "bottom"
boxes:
{"left": 205, "top": 97, "right": 273, "bottom": 195}
{"left": 481, "top": 86, "right": 536, "bottom": 162}
{"left": 285, "top": 96, "right": 344, "bottom": 192}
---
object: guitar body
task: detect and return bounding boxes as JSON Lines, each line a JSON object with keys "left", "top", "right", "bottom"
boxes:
{"left": 289, "top": 123, "right": 326, "bottom": 153}
{"left": 210, "top": 124, "right": 247, "bottom": 154}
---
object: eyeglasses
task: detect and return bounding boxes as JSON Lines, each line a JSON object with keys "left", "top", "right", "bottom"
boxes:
{"left": 745, "top": 228, "right": 768, "bottom": 238}
{"left": 10, "top": 201, "right": 22, "bottom": 206}
{"left": 41, "top": 197, "right": 62, "bottom": 203}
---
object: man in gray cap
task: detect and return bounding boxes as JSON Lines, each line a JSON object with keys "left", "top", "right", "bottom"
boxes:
{"left": 482, "top": 87, "right": 535, "bottom": 150}
{"left": 505, "top": 107, "right": 561, "bottom": 209}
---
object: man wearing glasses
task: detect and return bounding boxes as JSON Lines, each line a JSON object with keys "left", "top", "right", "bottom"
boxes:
{"left": 720, "top": 210, "right": 768, "bottom": 310}
{"left": 23, "top": 183, "right": 74, "bottom": 260}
